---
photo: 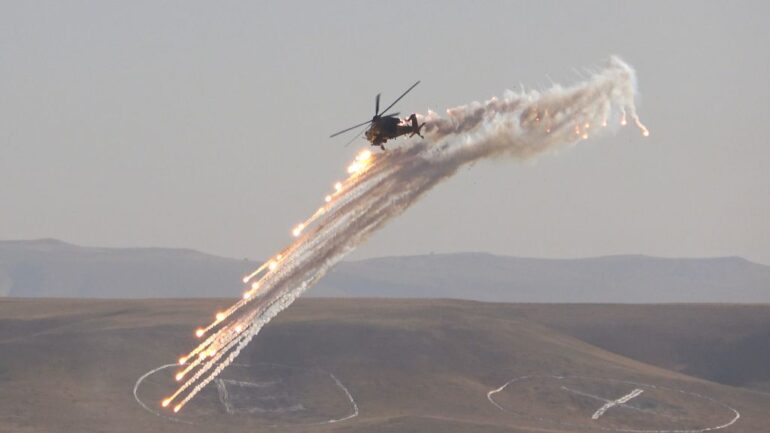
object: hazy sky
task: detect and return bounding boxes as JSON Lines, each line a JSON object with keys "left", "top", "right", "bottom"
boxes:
{"left": 2, "top": 1, "right": 768, "bottom": 264}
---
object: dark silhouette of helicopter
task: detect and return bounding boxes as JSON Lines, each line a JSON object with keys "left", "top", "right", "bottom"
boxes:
{"left": 330, "top": 81, "right": 425, "bottom": 150}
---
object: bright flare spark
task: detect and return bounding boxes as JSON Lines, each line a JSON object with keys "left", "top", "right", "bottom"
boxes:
{"left": 242, "top": 260, "right": 271, "bottom": 284}
{"left": 356, "top": 149, "right": 372, "bottom": 161}
{"left": 215, "top": 312, "right": 225, "bottom": 321}
{"left": 195, "top": 329, "right": 204, "bottom": 338}
{"left": 347, "top": 161, "right": 363, "bottom": 174}
{"left": 635, "top": 118, "right": 650, "bottom": 136}
{"left": 346, "top": 150, "right": 373, "bottom": 175}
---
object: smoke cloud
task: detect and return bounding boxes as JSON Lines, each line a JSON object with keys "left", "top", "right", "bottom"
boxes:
{"left": 164, "top": 57, "right": 649, "bottom": 411}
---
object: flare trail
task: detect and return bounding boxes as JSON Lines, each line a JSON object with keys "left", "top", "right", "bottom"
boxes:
{"left": 163, "top": 57, "right": 649, "bottom": 412}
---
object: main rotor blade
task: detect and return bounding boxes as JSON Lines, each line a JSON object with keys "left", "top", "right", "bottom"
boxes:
{"left": 382, "top": 112, "right": 400, "bottom": 118}
{"left": 343, "top": 132, "right": 363, "bottom": 148}
{"left": 379, "top": 80, "right": 420, "bottom": 117}
{"left": 375, "top": 93, "right": 380, "bottom": 115}
{"left": 329, "top": 119, "right": 372, "bottom": 138}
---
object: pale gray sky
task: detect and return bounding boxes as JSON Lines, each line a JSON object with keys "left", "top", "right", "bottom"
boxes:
{"left": 2, "top": 1, "right": 768, "bottom": 264}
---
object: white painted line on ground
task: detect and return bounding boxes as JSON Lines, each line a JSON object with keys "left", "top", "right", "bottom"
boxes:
{"left": 133, "top": 362, "right": 358, "bottom": 426}
{"left": 592, "top": 388, "right": 644, "bottom": 420}
{"left": 327, "top": 372, "right": 359, "bottom": 423}
{"left": 486, "top": 375, "right": 741, "bottom": 433}
{"left": 560, "top": 385, "right": 672, "bottom": 420}
{"left": 132, "top": 363, "right": 193, "bottom": 424}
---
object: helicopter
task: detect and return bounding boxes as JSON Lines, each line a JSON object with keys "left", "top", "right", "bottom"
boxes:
{"left": 330, "top": 80, "right": 425, "bottom": 150}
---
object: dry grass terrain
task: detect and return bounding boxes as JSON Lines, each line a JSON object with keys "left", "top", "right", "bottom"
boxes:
{"left": 1, "top": 298, "right": 768, "bottom": 432}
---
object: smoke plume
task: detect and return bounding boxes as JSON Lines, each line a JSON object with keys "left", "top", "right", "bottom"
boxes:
{"left": 163, "top": 56, "right": 648, "bottom": 411}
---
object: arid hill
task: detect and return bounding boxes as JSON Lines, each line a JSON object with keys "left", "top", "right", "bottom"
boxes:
{"left": 1, "top": 298, "right": 768, "bottom": 432}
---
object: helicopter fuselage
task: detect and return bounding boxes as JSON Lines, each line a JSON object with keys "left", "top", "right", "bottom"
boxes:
{"left": 365, "top": 114, "right": 424, "bottom": 148}
{"left": 365, "top": 116, "right": 401, "bottom": 145}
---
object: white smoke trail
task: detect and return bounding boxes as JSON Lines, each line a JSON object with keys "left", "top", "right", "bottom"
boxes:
{"left": 165, "top": 56, "right": 648, "bottom": 410}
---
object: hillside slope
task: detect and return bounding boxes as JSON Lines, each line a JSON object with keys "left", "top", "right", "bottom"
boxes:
{"left": 0, "top": 298, "right": 768, "bottom": 433}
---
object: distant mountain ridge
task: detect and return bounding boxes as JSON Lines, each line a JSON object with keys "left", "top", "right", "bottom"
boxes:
{"left": 1, "top": 239, "right": 769, "bottom": 302}
{"left": 0, "top": 239, "right": 254, "bottom": 298}
{"left": 319, "top": 252, "right": 770, "bottom": 303}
